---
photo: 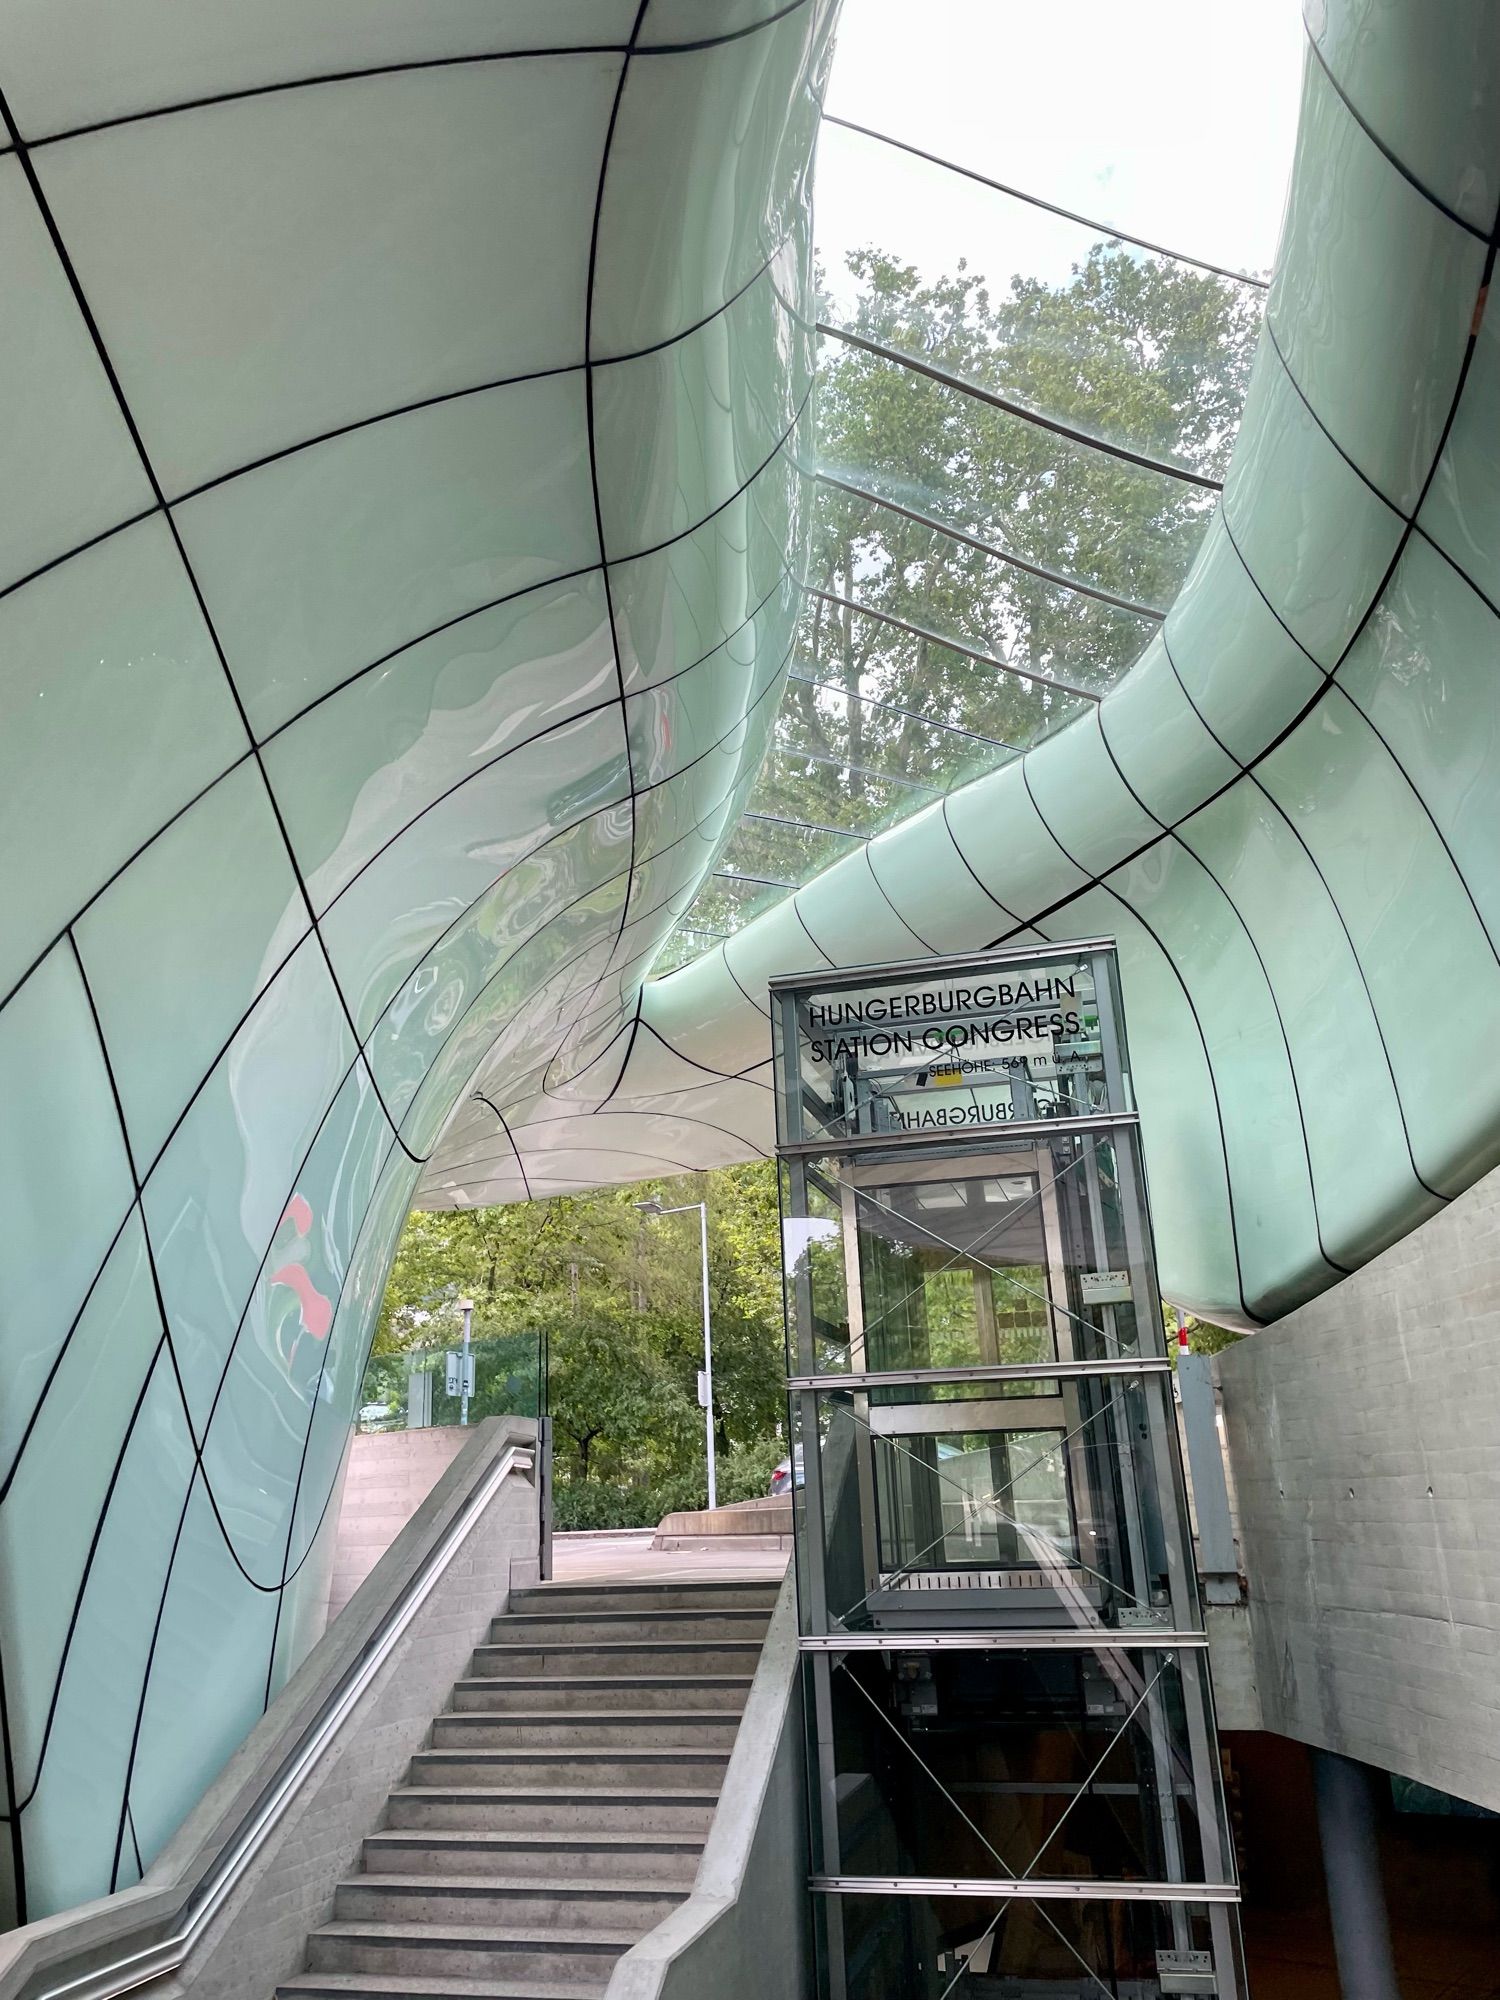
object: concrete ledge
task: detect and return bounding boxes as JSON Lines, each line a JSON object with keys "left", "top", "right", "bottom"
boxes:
{"left": 603, "top": 1574, "right": 809, "bottom": 2000}
{"left": 652, "top": 1501, "right": 793, "bottom": 1547}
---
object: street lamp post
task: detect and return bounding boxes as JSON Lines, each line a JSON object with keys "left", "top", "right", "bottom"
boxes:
{"left": 637, "top": 1197, "right": 716, "bottom": 1511}
{"left": 457, "top": 1296, "right": 473, "bottom": 1427}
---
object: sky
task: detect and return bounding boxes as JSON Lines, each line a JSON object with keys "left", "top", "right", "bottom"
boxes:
{"left": 816, "top": 0, "right": 1306, "bottom": 302}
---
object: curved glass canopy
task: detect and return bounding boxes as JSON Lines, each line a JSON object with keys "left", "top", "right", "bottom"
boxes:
{"left": 3, "top": 0, "right": 1499, "bottom": 1932}
{"left": 654, "top": 0, "right": 1294, "bottom": 972}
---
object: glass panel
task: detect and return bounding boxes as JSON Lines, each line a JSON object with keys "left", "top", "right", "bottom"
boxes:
{"left": 263, "top": 571, "right": 616, "bottom": 912}
{"left": 0, "top": 943, "right": 134, "bottom": 1478}
{"left": 356, "top": 1332, "right": 546, "bottom": 1432}
{"left": 363, "top": 805, "right": 629, "bottom": 1123}
{"left": 609, "top": 449, "right": 807, "bottom": 693}
{"left": 1177, "top": 778, "right": 1431, "bottom": 1272}
{"left": 127, "top": 1475, "right": 282, "bottom": 1865}
{"left": 855, "top": 1172, "right": 1057, "bottom": 1380}
{"left": 1049, "top": 891, "right": 1249, "bottom": 1322}
{"left": 1418, "top": 283, "right": 1500, "bottom": 610}
{"left": 176, "top": 370, "right": 597, "bottom": 739}
{"left": 1270, "top": 56, "right": 1486, "bottom": 514}
{"left": 726, "top": 811, "right": 874, "bottom": 883}
{"left": 1099, "top": 636, "right": 1239, "bottom": 830}
{"left": 0, "top": 157, "right": 152, "bottom": 593}
{"left": 1024, "top": 708, "right": 1162, "bottom": 882}
{"left": 811, "top": 1646, "right": 1226, "bottom": 1885}
{"left": 593, "top": 248, "right": 813, "bottom": 560}
{"left": 284, "top": 1144, "right": 421, "bottom": 1574}
{"left": 780, "top": 1158, "right": 849, "bottom": 1375}
{"left": 590, "top": 6, "right": 829, "bottom": 354}
{"left": 318, "top": 706, "right": 629, "bottom": 1038}
{"left": 774, "top": 959, "right": 1109, "bottom": 1147}
{"left": 781, "top": 671, "right": 1020, "bottom": 797}
{"left": 1260, "top": 686, "right": 1500, "bottom": 1198}
{"left": 0, "top": 518, "right": 247, "bottom": 1001}
{"left": 1338, "top": 534, "right": 1500, "bottom": 952}
{"left": 819, "top": 0, "right": 1298, "bottom": 279}
{"left": 141, "top": 933, "right": 356, "bottom": 1428}
{"left": 12, "top": 1348, "right": 194, "bottom": 1918}
{"left": 817, "top": 123, "right": 1262, "bottom": 480}
{"left": 0, "top": 0, "right": 640, "bottom": 137}
{"left": 0, "top": 1215, "right": 160, "bottom": 1793}
{"left": 625, "top": 595, "right": 794, "bottom": 787}
{"left": 801, "top": 1380, "right": 1189, "bottom": 1635}
{"left": 199, "top": 1061, "right": 392, "bottom": 1584}
{"left": 813, "top": 344, "right": 1213, "bottom": 617}
{"left": 33, "top": 60, "right": 615, "bottom": 495}
{"left": 1220, "top": 343, "right": 1403, "bottom": 673}
{"left": 1104, "top": 834, "right": 1335, "bottom": 1322}
{"left": 807, "top": 483, "right": 1156, "bottom": 696}
{"left": 75, "top": 761, "right": 308, "bottom": 1169}
{"left": 815, "top": 1886, "right": 1242, "bottom": 2000}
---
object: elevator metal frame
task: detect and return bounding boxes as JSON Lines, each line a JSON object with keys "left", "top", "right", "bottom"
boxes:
{"left": 771, "top": 942, "right": 1245, "bottom": 2000}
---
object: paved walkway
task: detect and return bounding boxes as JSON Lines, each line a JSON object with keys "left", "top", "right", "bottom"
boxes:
{"left": 551, "top": 1528, "right": 788, "bottom": 1587}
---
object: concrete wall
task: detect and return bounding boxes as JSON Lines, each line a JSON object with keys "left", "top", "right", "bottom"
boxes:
{"left": 605, "top": 1576, "right": 810, "bottom": 2000}
{"left": 1217, "top": 1162, "right": 1500, "bottom": 1808}
{"left": 328, "top": 1426, "right": 471, "bottom": 1621}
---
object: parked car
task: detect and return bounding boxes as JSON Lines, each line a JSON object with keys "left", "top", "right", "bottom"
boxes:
{"left": 769, "top": 1444, "right": 805, "bottom": 1495}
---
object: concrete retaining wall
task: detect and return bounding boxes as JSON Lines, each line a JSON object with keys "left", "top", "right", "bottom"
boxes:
{"left": 604, "top": 1574, "right": 810, "bottom": 2000}
{"left": 328, "top": 1427, "right": 470, "bottom": 1621}
{"left": 1217, "top": 1160, "right": 1500, "bottom": 1807}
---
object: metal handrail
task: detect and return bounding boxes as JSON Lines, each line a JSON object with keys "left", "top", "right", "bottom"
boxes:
{"left": 3, "top": 1426, "right": 537, "bottom": 2000}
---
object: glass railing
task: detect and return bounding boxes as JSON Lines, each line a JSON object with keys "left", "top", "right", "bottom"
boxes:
{"left": 356, "top": 1330, "right": 545, "bottom": 1433}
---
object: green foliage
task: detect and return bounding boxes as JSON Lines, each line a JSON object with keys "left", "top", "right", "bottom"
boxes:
{"left": 679, "top": 241, "right": 1261, "bottom": 949}
{"left": 1163, "top": 1303, "right": 1245, "bottom": 1362}
{"left": 368, "top": 1163, "right": 788, "bottom": 1523}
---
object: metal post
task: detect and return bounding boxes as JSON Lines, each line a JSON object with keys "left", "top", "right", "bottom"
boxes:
{"left": 637, "top": 1197, "right": 716, "bottom": 1511}
{"left": 458, "top": 1296, "right": 473, "bottom": 1427}
{"left": 1312, "top": 1750, "right": 1403, "bottom": 2000}
{"left": 537, "top": 1414, "right": 554, "bottom": 1581}
{"left": 698, "top": 1198, "right": 717, "bottom": 1511}
{"left": 1177, "top": 1352, "right": 1241, "bottom": 1604}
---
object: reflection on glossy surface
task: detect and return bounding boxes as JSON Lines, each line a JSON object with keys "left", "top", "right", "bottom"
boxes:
{"left": 0, "top": 157, "right": 154, "bottom": 592}
{"left": 34, "top": 59, "right": 618, "bottom": 495}
{"left": 625, "top": 4, "right": 1500, "bottom": 1342}
{"left": 0, "top": 5, "right": 833, "bottom": 1926}
{"left": 5, "top": 0, "right": 1500, "bottom": 1936}
{"left": 0, "top": 518, "right": 249, "bottom": 999}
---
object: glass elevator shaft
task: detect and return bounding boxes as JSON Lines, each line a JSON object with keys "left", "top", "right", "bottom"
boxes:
{"left": 771, "top": 942, "right": 1245, "bottom": 2000}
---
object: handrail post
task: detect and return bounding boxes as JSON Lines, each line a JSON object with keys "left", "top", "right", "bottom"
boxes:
{"left": 538, "top": 1414, "right": 554, "bottom": 1581}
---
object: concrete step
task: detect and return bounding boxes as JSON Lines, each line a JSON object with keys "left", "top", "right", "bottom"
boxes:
{"left": 280, "top": 1975, "right": 606, "bottom": 2000}
{"left": 409, "top": 1747, "right": 729, "bottom": 1791}
{"left": 305, "top": 1923, "right": 631, "bottom": 1983}
{"left": 508, "top": 1581, "right": 779, "bottom": 1617}
{"left": 333, "top": 1875, "right": 683, "bottom": 1932}
{"left": 383, "top": 1787, "right": 718, "bottom": 1834}
{"left": 450, "top": 1674, "right": 752, "bottom": 1714}
{"left": 487, "top": 1609, "right": 770, "bottom": 1646}
{"left": 470, "top": 1641, "right": 762, "bottom": 1678}
{"left": 360, "top": 1830, "right": 700, "bottom": 1887}
{"left": 430, "top": 1711, "right": 741, "bottom": 1751}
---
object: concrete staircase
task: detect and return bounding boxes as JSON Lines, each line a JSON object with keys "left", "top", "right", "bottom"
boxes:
{"left": 276, "top": 1575, "right": 779, "bottom": 2000}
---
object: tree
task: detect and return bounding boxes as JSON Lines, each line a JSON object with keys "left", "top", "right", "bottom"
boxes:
{"left": 364, "top": 1164, "right": 790, "bottom": 1525}
{"left": 686, "top": 240, "right": 1261, "bottom": 940}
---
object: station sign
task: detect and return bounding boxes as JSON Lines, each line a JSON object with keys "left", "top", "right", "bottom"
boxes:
{"left": 774, "top": 950, "right": 1115, "bottom": 1145}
